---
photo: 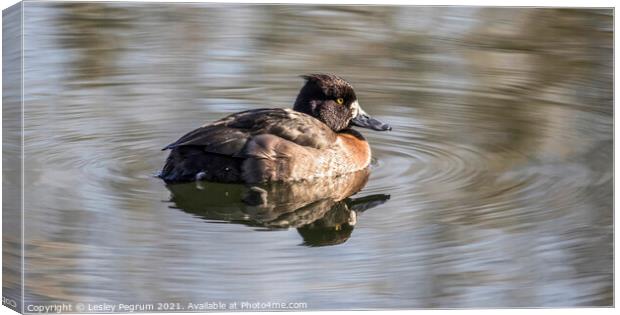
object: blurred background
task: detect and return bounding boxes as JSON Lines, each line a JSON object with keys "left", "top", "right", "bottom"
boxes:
{"left": 4, "top": 3, "right": 613, "bottom": 309}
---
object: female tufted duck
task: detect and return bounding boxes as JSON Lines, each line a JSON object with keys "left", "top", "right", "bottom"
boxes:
{"left": 160, "top": 74, "right": 391, "bottom": 183}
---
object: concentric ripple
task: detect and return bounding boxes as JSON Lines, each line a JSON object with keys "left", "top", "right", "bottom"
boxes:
{"left": 359, "top": 106, "right": 611, "bottom": 234}
{"left": 364, "top": 113, "right": 494, "bottom": 201}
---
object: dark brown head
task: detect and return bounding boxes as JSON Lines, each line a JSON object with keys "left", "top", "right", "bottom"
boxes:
{"left": 293, "top": 74, "right": 391, "bottom": 132}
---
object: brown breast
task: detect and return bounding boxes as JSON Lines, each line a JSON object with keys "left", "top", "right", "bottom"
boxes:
{"left": 336, "top": 132, "right": 371, "bottom": 171}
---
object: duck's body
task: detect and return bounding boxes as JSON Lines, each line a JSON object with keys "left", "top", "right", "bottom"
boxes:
{"left": 160, "top": 74, "right": 390, "bottom": 183}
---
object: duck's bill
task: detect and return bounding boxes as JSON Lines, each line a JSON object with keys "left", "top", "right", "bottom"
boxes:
{"left": 350, "top": 101, "right": 391, "bottom": 131}
{"left": 351, "top": 106, "right": 392, "bottom": 131}
{"left": 352, "top": 114, "right": 391, "bottom": 131}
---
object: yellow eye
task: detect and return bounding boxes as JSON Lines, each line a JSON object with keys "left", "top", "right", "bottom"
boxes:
{"left": 336, "top": 98, "right": 344, "bottom": 105}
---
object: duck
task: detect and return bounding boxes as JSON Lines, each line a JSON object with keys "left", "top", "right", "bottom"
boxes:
{"left": 159, "top": 74, "right": 391, "bottom": 183}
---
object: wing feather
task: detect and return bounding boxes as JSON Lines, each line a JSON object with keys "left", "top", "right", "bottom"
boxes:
{"left": 163, "top": 109, "right": 336, "bottom": 157}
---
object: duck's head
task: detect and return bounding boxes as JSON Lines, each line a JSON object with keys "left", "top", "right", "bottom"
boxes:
{"left": 293, "top": 74, "right": 391, "bottom": 132}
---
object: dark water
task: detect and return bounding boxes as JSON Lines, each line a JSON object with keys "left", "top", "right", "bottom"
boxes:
{"left": 4, "top": 3, "right": 613, "bottom": 309}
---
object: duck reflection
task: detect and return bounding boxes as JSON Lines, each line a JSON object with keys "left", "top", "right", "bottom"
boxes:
{"left": 165, "top": 169, "right": 389, "bottom": 246}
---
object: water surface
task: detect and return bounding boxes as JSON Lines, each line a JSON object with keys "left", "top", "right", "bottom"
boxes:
{"left": 4, "top": 3, "right": 613, "bottom": 309}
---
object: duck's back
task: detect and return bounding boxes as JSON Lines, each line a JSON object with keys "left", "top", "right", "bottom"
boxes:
{"left": 160, "top": 108, "right": 341, "bottom": 183}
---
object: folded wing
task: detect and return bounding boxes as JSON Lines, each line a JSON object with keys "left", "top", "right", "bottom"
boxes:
{"left": 163, "top": 108, "right": 337, "bottom": 157}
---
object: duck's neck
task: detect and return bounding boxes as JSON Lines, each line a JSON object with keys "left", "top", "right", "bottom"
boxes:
{"left": 293, "top": 83, "right": 323, "bottom": 116}
{"left": 292, "top": 99, "right": 316, "bottom": 116}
